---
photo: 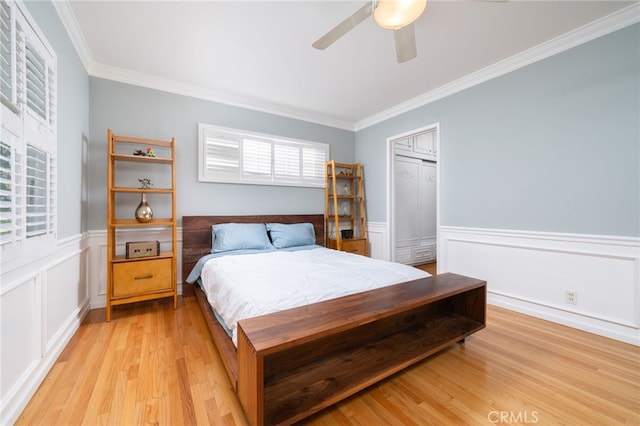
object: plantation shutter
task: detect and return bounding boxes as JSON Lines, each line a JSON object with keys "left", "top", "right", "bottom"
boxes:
{"left": 47, "top": 62, "right": 55, "bottom": 127}
{"left": 273, "top": 143, "right": 300, "bottom": 180}
{"left": 0, "top": 141, "right": 12, "bottom": 243}
{"left": 0, "top": 0, "right": 13, "bottom": 104}
{"left": 1, "top": 0, "right": 57, "bottom": 262}
{"left": 0, "top": 137, "right": 25, "bottom": 245}
{"left": 242, "top": 138, "right": 271, "bottom": 179}
{"left": 25, "top": 145, "right": 47, "bottom": 238}
{"left": 302, "top": 145, "right": 326, "bottom": 183}
{"left": 199, "top": 123, "right": 328, "bottom": 187}
{"left": 202, "top": 127, "right": 240, "bottom": 179}
{"left": 25, "top": 39, "right": 46, "bottom": 121}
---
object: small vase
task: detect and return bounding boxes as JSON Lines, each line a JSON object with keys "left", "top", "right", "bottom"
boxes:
{"left": 135, "top": 193, "right": 153, "bottom": 223}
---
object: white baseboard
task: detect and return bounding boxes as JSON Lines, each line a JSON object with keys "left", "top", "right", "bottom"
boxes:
{"left": 1, "top": 301, "right": 89, "bottom": 426}
{"left": 487, "top": 291, "right": 638, "bottom": 345}
{"left": 367, "top": 222, "right": 639, "bottom": 344}
{"left": 440, "top": 226, "right": 639, "bottom": 345}
{"left": 1, "top": 235, "right": 90, "bottom": 425}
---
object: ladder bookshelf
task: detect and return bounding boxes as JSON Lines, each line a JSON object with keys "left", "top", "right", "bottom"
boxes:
{"left": 106, "top": 129, "right": 177, "bottom": 321}
{"left": 325, "top": 161, "right": 367, "bottom": 256}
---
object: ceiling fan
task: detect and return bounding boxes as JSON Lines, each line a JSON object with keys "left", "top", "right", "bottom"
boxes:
{"left": 313, "top": 0, "right": 505, "bottom": 63}
{"left": 312, "top": 0, "right": 427, "bottom": 63}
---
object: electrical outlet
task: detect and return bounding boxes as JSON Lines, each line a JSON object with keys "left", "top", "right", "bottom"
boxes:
{"left": 565, "top": 290, "right": 578, "bottom": 305}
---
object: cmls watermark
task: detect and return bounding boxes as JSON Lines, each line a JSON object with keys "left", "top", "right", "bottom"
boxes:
{"left": 488, "top": 410, "right": 539, "bottom": 424}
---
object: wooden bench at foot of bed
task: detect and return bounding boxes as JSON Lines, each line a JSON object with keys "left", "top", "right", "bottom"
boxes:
{"left": 236, "top": 272, "right": 486, "bottom": 426}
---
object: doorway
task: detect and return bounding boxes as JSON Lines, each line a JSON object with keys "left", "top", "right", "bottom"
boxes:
{"left": 386, "top": 123, "right": 440, "bottom": 269}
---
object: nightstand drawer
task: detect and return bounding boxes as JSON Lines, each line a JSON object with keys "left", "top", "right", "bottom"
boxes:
{"left": 112, "top": 258, "right": 172, "bottom": 298}
{"left": 341, "top": 239, "right": 368, "bottom": 256}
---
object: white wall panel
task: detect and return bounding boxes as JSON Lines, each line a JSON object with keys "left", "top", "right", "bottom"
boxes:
{"left": 1, "top": 275, "right": 39, "bottom": 400}
{"left": 367, "top": 223, "right": 639, "bottom": 344}
{"left": 366, "top": 222, "right": 388, "bottom": 260}
{"left": 0, "top": 235, "right": 89, "bottom": 425}
{"left": 440, "top": 226, "right": 639, "bottom": 345}
{"left": 44, "top": 249, "right": 89, "bottom": 351}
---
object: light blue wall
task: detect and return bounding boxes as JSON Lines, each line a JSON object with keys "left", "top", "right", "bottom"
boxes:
{"left": 88, "top": 79, "right": 355, "bottom": 230}
{"left": 356, "top": 24, "right": 640, "bottom": 237}
{"left": 18, "top": 3, "right": 640, "bottom": 238}
{"left": 24, "top": 1, "right": 90, "bottom": 237}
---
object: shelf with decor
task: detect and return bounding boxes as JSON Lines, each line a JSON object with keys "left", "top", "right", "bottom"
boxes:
{"left": 106, "top": 129, "right": 177, "bottom": 321}
{"left": 325, "top": 161, "right": 368, "bottom": 256}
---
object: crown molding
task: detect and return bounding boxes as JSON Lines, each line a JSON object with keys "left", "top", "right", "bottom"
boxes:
{"left": 51, "top": 0, "right": 94, "bottom": 71}
{"left": 53, "top": 0, "right": 638, "bottom": 133}
{"left": 354, "top": 2, "right": 640, "bottom": 130}
{"left": 88, "top": 62, "right": 355, "bottom": 131}
{"left": 52, "top": 1, "right": 355, "bottom": 131}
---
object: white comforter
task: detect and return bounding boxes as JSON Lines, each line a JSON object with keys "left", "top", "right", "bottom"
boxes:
{"left": 200, "top": 247, "right": 430, "bottom": 346}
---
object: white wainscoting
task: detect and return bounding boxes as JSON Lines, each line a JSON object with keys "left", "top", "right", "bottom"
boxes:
{"left": 366, "top": 222, "right": 389, "bottom": 261}
{"left": 440, "top": 226, "right": 640, "bottom": 345}
{"left": 1, "top": 235, "right": 90, "bottom": 425}
{"left": 4, "top": 224, "right": 635, "bottom": 424}
{"left": 87, "top": 227, "right": 183, "bottom": 309}
{"left": 366, "top": 223, "right": 639, "bottom": 344}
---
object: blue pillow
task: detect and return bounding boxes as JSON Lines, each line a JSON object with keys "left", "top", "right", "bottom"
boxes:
{"left": 211, "top": 223, "right": 273, "bottom": 253}
{"left": 266, "top": 223, "right": 316, "bottom": 249}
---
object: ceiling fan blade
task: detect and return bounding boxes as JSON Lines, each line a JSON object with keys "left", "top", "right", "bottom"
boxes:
{"left": 312, "top": 2, "right": 373, "bottom": 50}
{"left": 394, "top": 23, "right": 417, "bottom": 63}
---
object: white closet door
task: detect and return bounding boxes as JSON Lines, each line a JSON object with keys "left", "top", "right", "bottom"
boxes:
{"left": 394, "top": 156, "right": 421, "bottom": 249}
{"left": 420, "top": 161, "right": 437, "bottom": 240}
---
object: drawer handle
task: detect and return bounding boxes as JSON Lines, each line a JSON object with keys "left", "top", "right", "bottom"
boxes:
{"left": 134, "top": 273, "right": 154, "bottom": 280}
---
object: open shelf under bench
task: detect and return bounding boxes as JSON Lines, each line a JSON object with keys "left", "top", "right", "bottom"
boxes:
{"left": 237, "top": 272, "right": 486, "bottom": 426}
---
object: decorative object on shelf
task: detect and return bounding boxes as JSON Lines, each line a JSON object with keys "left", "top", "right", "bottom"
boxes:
{"left": 133, "top": 146, "right": 156, "bottom": 157}
{"left": 135, "top": 177, "right": 153, "bottom": 223}
{"left": 138, "top": 178, "right": 152, "bottom": 189}
{"left": 135, "top": 193, "right": 153, "bottom": 223}
{"left": 125, "top": 240, "right": 160, "bottom": 258}
{"left": 341, "top": 229, "right": 353, "bottom": 239}
{"left": 342, "top": 183, "right": 349, "bottom": 195}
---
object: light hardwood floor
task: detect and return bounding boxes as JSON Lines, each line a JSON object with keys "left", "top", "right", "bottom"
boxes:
{"left": 415, "top": 262, "right": 437, "bottom": 276}
{"left": 17, "top": 293, "right": 639, "bottom": 425}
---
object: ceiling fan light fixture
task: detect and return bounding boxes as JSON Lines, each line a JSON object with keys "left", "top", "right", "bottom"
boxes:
{"left": 374, "top": 0, "right": 427, "bottom": 30}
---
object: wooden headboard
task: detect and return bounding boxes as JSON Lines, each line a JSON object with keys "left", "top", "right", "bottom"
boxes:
{"left": 181, "top": 214, "right": 325, "bottom": 291}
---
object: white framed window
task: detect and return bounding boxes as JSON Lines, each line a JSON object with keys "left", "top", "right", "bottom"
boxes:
{"left": 1, "top": 0, "right": 56, "bottom": 264}
{"left": 198, "top": 123, "right": 329, "bottom": 188}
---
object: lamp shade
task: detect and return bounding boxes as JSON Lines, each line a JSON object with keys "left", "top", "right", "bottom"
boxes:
{"left": 373, "top": 0, "right": 427, "bottom": 30}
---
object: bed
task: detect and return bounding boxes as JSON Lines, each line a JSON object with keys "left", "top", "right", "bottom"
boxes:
{"left": 182, "top": 214, "right": 486, "bottom": 426}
